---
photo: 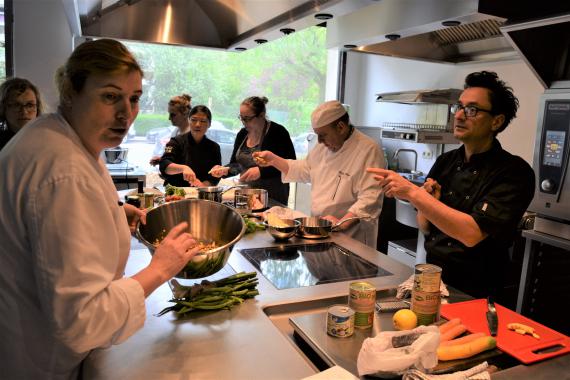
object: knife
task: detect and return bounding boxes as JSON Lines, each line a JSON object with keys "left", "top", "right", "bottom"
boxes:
{"left": 486, "top": 296, "right": 498, "bottom": 336}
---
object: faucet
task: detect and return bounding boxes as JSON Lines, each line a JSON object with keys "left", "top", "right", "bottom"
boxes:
{"left": 393, "top": 148, "right": 418, "bottom": 173}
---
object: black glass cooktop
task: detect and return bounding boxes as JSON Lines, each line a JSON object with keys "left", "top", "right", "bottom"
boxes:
{"left": 239, "top": 242, "right": 392, "bottom": 290}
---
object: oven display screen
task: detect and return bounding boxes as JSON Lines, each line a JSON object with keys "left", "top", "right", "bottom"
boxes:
{"left": 543, "top": 130, "right": 566, "bottom": 167}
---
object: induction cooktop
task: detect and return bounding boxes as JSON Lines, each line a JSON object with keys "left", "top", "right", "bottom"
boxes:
{"left": 238, "top": 242, "right": 392, "bottom": 290}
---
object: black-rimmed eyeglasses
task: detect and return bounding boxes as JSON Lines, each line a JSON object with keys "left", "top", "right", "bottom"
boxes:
{"left": 451, "top": 103, "right": 493, "bottom": 118}
{"left": 238, "top": 114, "right": 257, "bottom": 122}
{"left": 7, "top": 102, "right": 37, "bottom": 113}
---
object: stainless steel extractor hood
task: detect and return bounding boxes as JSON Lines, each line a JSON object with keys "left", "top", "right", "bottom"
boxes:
{"left": 326, "top": 0, "right": 570, "bottom": 64}
{"left": 70, "top": 0, "right": 375, "bottom": 51}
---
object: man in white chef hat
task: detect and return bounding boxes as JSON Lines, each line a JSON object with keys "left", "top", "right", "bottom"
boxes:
{"left": 254, "top": 100, "right": 384, "bottom": 247}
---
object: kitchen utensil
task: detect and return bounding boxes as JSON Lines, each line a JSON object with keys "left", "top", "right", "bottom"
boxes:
{"left": 294, "top": 216, "right": 361, "bottom": 239}
{"left": 104, "top": 147, "right": 128, "bottom": 164}
{"left": 263, "top": 219, "right": 301, "bottom": 241}
{"left": 441, "top": 299, "right": 570, "bottom": 364}
{"left": 486, "top": 296, "right": 498, "bottom": 336}
{"left": 234, "top": 188, "right": 269, "bottom": 211}
{"left": 136, "top": 199, "right": 246, "bottom": 279}
{"left": 196, "top": 185, "right": 239, "bottom": 203}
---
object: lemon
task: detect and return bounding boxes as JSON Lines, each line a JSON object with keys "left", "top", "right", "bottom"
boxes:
{"left": 393, "top": 309, "right": 418, "bottom": 331}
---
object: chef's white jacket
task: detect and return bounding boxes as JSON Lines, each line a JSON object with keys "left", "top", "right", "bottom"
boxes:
{"left": 0, "top": 113, "right": 146, "bottom": 379}
{"left": 284, "top": 129, "right": 384, "bottom": 247}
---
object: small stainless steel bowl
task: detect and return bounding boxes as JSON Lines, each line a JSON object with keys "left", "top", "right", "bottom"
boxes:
{"left": 263, "top": 219, "right": 301, "bottom": 241}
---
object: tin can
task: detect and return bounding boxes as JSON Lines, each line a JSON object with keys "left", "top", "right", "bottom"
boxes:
{"left": 143, "top": 192, "right": 154, "bottom": 209}
{"left": 411, "top": 264, "right": 442, "bottom": 325}
{"left": 125, "top": 195, "right": 141, "bottom": 208}
{"left": 348, "top": 281, "right": 376, "bottom": 329}
{"left": 326, "top": 305, "right": 355, "bottom": 338}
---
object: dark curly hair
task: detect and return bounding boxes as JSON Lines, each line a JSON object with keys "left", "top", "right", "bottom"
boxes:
{"left": 464, "top": 71, "right": 519, "bottom": 134}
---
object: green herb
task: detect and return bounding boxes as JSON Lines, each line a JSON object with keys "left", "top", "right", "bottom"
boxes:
{"left": 243, "top": 216, "right": 265, "bottom": 234}
{"left": 165, "top": 184, "right": 186, "bottom": 197}
{"left": 158, "top": 272, "right": 259, "bottom": 317}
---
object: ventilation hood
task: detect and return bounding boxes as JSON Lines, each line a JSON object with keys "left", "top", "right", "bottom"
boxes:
{"left": 326, "top": 0, "right": 570, "bottom": 64}
{"left": 69, "top": 0, "right": 375, "bottom": 51}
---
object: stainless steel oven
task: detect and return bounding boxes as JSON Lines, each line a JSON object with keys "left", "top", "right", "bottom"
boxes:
{"left": 530, "top": 91, "right": 570, "bottom": 239}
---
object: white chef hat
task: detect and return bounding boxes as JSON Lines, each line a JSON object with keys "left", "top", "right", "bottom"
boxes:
{"left": 311, "top": 100, "right": 348, "bottom": 129}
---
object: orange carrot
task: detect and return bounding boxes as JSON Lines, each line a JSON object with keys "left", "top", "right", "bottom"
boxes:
{"left": 440, "top": 324, "right": 467, "bottom": 341}
{"left": 437, "top": 336, "right": 496, "bottom": 361}
{"left": 438, "top": 318, "right": 462, "bottom": 334}
{"left": 439, "top": 332, "right": 486, "bottom": 347}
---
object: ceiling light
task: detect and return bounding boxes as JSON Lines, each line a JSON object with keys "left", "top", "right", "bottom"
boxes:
{"left": 385, "top": 34, "right": 401, "bottom": 41}
{"left": 442, "top": 20, "right": 461, "bottom": 27}
{"left": 235, "top": 47, "right": 247, "bottom": 51}
{"left": 344, "top": 44, "right": 357, "bottom": 49}
{"left": 314, "top": 13, "right": 333, "bottom": 20}
{"left": 280, "top": 28, "right": 295, "bottom": 35}
{"left": 254, "top": 39, "right": 268, "bottom": 44}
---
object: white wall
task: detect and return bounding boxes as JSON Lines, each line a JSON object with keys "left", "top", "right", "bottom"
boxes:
{"left": 13, "top": 0, "right": 75, "bottom": 111}
{"left": 344, "top": 52, "right": 545, "bottom": 165}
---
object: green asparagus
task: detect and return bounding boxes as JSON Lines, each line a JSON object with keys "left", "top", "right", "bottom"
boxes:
{"left": 158, "top": 272, "right": 259, "bottom": 317}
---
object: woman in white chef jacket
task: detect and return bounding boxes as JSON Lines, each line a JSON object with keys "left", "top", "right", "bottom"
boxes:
{"left": 254, "top": 100, "right": 384, "bottom": 248}
{"left": 0, "top": 39, "right": 201, "bottom": 379}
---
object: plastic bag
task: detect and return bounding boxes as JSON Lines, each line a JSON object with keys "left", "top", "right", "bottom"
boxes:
{"left": 357, "top": 325, "right": 440, "bottom": 377}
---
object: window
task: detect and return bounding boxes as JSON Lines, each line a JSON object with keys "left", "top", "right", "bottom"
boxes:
{"left": 117, "top": 26, "right": 327, "bottom": 185}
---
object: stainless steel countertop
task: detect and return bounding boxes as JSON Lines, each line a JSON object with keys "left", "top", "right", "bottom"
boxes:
{"left": 83, "top": 230, "right": 414, "bottom": 379}
{"left": 83, "top": 230, "right": 570, "bottom": 379}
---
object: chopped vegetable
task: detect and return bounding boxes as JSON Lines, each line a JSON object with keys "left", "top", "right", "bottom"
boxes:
{"left": 165, "top": 184, "right": 186, "bottom": 197}
{"left": 243, "top": 216, "right": 265, "bottom": 234}
{"left": 158, "top": 272, "right": 259, "bottom": 317}
{"left": 507, "top": 322, "right": 540, "bottom": 339}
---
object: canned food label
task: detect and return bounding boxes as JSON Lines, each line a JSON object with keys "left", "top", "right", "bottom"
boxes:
{"left": 326, "top": 305, "right": 354, "bottom": 338}
{"left": 411, "top": 290, "right": 441, "bottom": 325}
{"left": 413, "top": 264, "right": 442, "bottom": 293}
{"left": 348, "top": 281, "right": 375, "bottom": 329}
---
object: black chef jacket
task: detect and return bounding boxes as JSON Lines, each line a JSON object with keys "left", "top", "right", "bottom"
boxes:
{"left": 159, "top": 132, "right": 221, "bottom": 187}
{"left": 424, "top": 139, "right": 535, "bottom": 298}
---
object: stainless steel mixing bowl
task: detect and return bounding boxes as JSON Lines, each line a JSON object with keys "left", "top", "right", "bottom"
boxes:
{"left": 263, "top": 219, "right": 301, "bottom": 241}
{"left": 136, "top": 199, "right": 246, "bottom": 279}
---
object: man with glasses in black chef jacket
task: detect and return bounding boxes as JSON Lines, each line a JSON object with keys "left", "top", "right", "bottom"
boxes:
{"left": 368, "top": 71, "right": 535, "bottom": 300}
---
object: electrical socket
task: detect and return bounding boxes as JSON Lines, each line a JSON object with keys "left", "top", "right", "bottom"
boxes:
{"left": 422, "top": 151, "right": 433, "bottom": 159}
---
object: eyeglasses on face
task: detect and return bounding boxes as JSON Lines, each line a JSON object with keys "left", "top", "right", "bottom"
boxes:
{"left": 190, "top": 117, "right": 209, "bottom": 125}
{"left": 238, "top": 114, "right": 257, "bottom": 122}
{"left": 451, "top": 103, "right": 493, "bottom": 118}
{"left": 8, "top": 102, "right": 37, "bottom": 113}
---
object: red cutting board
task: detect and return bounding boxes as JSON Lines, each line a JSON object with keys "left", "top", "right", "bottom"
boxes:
{"left": 440, "top": 299, "right": 570, "bottom": 364}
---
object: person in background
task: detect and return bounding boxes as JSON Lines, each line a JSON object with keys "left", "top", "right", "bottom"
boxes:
{"left": 149, "top": 93, "right": 192, "bottom": 166}
{"left": 210, "top": 96, "right": 296, "bottom": 205}
{"left": 253, "top": 100, "right": 384, "bottom": 248}
{"left": 0, "top": 77, "right": 44, "bottom": 150}
{"left": 0, "top": 39, "right": 200, "bottom": 379}
{"left": 367, "top": 71, "right": 535, "bottom": 299}
{"left": 159, "top": 105, "right": 221, "bottom": 187}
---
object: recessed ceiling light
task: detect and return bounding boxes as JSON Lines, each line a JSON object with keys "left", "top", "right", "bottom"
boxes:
{"left": 254, "top": 39, "right": 268, "bottom": 44}
{"left": 442, "top": 20, "right": 461, "bottom": 27}
{"left": 280, "top": 28, "right": 295, "bottom": 35}
{"left": 314, "top": 13, "right": 333, "bottom": 20}
{"left": 344, "top": 44, "right": 357, "bottom": 49}
{"left": 385, "top": 34, "right": 401, "bottom": 41}
{"left": 235, "top": 47, "right": 247, "bottom": 51}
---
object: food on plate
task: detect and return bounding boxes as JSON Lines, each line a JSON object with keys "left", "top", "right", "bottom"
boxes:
{"left": 266, "top": 213, "right": 289, "bottom": 227}
{"left": 158, "top": 272, "right": 259, "bottom": 317}
{"left": 440, "top": 323, "right": 467, "bottom": 341}
{"left": 439, "top": 332, "right": 486, "bottom": 347}
{"left": 393, "top": 309, "right": 418, "bottom": 331}
{"left": 507, "top": 322, "right": 540, "bottom": 339}
{"left": 438, "top": 318, "right": 461, "bottom": 334}
{"left": 437, "top": 336, "right": 496, "bottom": 361}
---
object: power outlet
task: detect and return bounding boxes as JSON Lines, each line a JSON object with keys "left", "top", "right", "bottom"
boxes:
{"left": 422, "top": 151, "right": 433, "bottom": 159}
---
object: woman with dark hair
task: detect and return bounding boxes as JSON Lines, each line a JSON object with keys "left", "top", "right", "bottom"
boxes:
{"left": 0, "top": 39, "right": 200, "bottom": 378}
{"left": 210, "top": 96, "right": 295, "bottom": 204}
{"left": 159, "top": 104, "right": 221, "bottom": 187}
{"left": 0, "top": 77, "right": 44, "bottom": 149}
